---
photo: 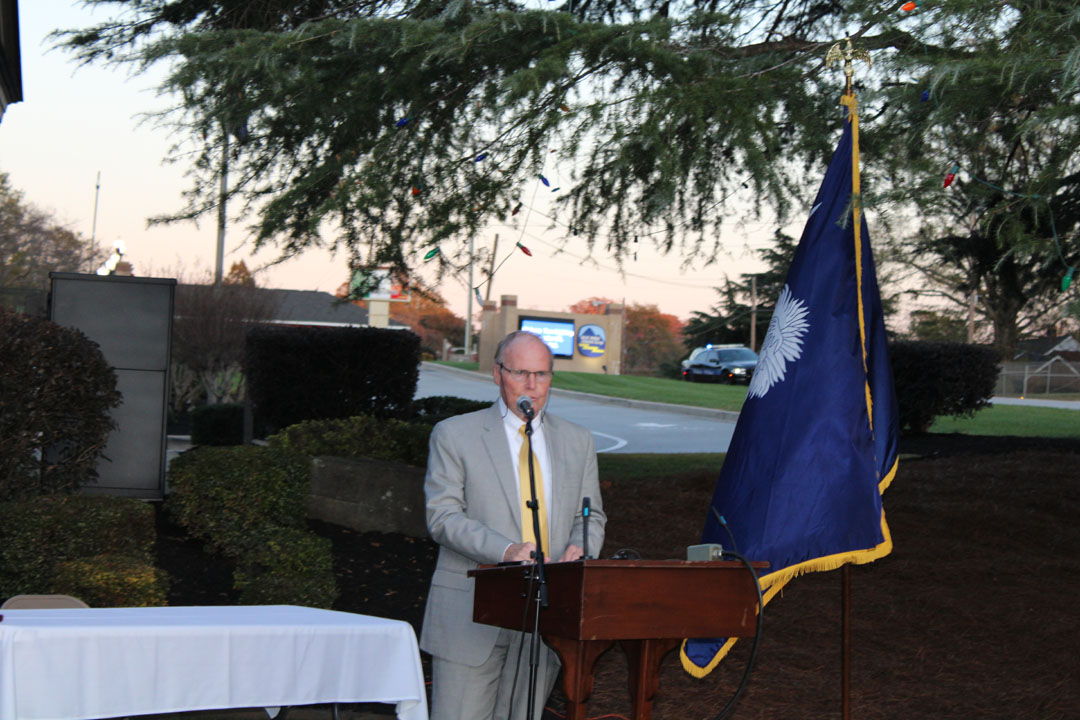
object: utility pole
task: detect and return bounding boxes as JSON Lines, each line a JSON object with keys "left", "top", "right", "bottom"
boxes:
{"left": 215, "top": 130, "right": 229, "bottom": 285}
{"left": 485, "top": 234, "right": 499, "bottom": 301}
{"left": 465, "top": 234, "right": 475, "bottom": 358}
{"left": 89, "top": 171, "right": 101, "bottom": 271}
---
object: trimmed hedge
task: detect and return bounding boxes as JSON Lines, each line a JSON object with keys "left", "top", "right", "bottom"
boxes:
{"left": 166, "top": 445, "right": 338, "bottom": 607}
{"left": 268, "top": 397, "right": 491, "bottom": 467}
{"left": 246, "top": 324, "right": 421, "bottom": 433}
{"left": 52, "top": 554, "right": 169, "bottom": 607}
{"left": 410, "top": 395, "right": 492, "bottom": 425}
{"left": 167, "top": 446, "right": 310, "bottom": 554}
{"left": 0, "top": 309, "right": 122, "bottom": 500}
{"left": 890, "top": 341, "right": 1001, "bottom": 433}
{"left": 268, "top": 415, "right": 432, "bottom": 467}
{"left": 0, "top": 495, "right": 162, "bottom": 604}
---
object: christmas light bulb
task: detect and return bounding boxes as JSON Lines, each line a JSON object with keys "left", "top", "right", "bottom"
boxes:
{"left": 423, "top": 248, "right": 440, "bottom": 260}
{"left": 943, "top": 164, "right": 959, "bottom": 188}
{"left": 517, "top": 242, "right": 533, "bottom": 256}
{"left": 901, "top": 1, "right": 919, "bottom": 11}
{"left": 1063, "top": 267, "right": 1075, "bottom": 292}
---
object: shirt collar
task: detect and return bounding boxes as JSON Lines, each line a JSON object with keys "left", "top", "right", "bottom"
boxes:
{"left": 497, "top": 396, "right": 543, "bottom": 430}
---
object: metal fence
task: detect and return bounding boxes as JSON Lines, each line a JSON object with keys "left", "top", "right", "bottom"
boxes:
{"left": 997, "top": 359, "right": 1080, "bottom": 396}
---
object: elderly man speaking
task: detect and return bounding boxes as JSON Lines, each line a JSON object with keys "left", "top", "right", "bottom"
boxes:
{"left": 420, "top": 330, "right": 607, "bottom": 720}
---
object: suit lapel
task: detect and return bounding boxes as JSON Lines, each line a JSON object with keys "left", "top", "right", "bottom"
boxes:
{"left": 544, "top": 415, "right": 572, "bottom": 549}
{"left": 480, "top": 404, "right": 521, "bottom": 535}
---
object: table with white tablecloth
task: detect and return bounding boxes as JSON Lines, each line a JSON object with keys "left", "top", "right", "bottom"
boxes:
{"left": 0, "top": 605, "right": 428, "bottom": 720}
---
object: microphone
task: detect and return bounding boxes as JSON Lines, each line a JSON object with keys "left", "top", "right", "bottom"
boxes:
{"left": 516, "top": 395, "right": 535, "bottom": 420}
{"left": 582, "top": 497, "right": 591, "bottom": 560}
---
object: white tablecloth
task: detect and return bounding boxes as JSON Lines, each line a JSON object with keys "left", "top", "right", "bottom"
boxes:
{"left": 0, "top": 605, "right": 428, "bottom": 720}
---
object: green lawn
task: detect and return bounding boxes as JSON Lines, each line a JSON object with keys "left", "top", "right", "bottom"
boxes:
{"left": 436, "top": 360, "right": 479, "bottom": 371}
{"left": 551, "top": 372, "right": 748, "bottom": 412}
{"left": 930, "top": 403, "right": 1080, "bottom": 438}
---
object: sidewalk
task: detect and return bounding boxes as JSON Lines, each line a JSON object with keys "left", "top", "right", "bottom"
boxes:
{"left": 990, "top": 396, "right": 1080, "bottom": 410}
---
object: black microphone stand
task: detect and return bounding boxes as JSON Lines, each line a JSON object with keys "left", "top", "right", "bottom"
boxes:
{"left": 522, "top": 410, "right": 548, "bottom": 720}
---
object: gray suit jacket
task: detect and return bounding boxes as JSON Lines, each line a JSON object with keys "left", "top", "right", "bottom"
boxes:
{"left": 419, "top": 403, "right": 606, "bottom": 666}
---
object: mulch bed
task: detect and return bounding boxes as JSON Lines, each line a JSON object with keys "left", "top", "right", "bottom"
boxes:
{"left": 156, "top": 433, "right": 1080, "bottom": 719}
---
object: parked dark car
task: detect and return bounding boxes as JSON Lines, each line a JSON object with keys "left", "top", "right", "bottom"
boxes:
{"left": 681, "top": 344, "right": 758, "bottom": 384}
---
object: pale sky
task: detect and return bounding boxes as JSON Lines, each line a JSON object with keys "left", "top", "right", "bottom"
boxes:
{"left": 1, "top": 1, "right": 795, "bottom": 323}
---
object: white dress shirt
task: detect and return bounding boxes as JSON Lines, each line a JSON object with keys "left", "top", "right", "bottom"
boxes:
{"left": 497, "top": 397, "right": 554, "bottom": 555}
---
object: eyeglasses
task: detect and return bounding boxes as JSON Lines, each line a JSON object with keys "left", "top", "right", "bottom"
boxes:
{"left": 499, "top": 363, "right": 553, "bottom": 383}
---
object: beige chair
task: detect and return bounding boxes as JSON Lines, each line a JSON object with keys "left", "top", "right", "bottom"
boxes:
{"left": 1, "top": 594, "right": 89, "bottom": 609}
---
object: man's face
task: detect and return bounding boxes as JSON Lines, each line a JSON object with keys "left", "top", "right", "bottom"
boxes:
{"left": 493, "top": 334, "right": 553, "bottom": 420}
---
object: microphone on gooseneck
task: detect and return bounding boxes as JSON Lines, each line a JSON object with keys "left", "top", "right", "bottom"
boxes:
{"left": 582, "top": 497, "right": 591, "bottom": 559}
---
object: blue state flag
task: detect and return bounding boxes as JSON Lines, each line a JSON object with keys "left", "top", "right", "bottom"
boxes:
{"left": 681, "top": 101, "right": 899, "bottom": 676}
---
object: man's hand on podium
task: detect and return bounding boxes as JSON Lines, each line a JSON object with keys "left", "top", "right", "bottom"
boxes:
{"left": 557, "top": 544, "right": 585, "bottom": 563}
{"left": 503, "top": 542, "right": 539, "bottom": 563}
{"left": 502, "top": 542, "right": 586, "bottom": 563}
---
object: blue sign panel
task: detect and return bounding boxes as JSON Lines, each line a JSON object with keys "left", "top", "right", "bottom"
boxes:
{"left": 520, "top": 316, "right": 576, "bottom": 358}
{"left": 577, "top": 324, "right": 606, "bottom": 357}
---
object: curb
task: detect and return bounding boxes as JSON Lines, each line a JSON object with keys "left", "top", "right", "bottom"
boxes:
{"left": 420, "top": 362, "right": 741, "bottom": 423}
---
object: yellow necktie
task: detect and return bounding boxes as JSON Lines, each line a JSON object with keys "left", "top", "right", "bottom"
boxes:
{"left": 518, "top": 425, "right": 549, "bottom": 556}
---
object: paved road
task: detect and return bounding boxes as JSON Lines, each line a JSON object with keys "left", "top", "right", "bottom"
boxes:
{"left": 989, "top": 396, "right": 1080, "bottom": 410}
{"left": 416, "top": 363, "right": 737, "bottom": 454}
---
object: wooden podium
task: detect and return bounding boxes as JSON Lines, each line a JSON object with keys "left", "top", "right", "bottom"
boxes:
{"left": 469, "top": 559, "right": 763, "bottom": 720}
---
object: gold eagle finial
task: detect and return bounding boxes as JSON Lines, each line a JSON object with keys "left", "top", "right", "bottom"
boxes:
{"left": 826, "top": 37, "right": 872, "bottom": 96}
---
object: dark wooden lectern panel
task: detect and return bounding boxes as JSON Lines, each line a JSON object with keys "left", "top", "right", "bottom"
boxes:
{"left": 470, "top": 559, "right": 765, "bottom": 720}
{"left": 471, "top": 559, "right": 760, "bottom": 640}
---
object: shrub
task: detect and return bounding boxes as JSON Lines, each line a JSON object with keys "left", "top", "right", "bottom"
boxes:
{"left": 267, "top": 415, "right": 432, "bottom": 467}
{"left": 246, "top": 324, "right": 420, "bottom": 433}
{"left": 0, "top": 495, "right": 156, "bottom": 599}
{"left": 190, "top": 402, "right": 245, "bottom": 446}
{"left": 52, "top": 554, "right": 169, "bottom": 607}
{"left": 890, "top": 341, "right": 1001, "bottom": 433}
{"left": 0, "top": 309, "right": 122, "bottom": 500}
{"left": 410, "top": 395, "right": 491, "bottom": 426}
{"left": 167, "top": 446, "right": 310, "bottom": 555}
{"left": 267, "top": 397, "right": 493, "bottom": 466}
{"left": 165, "top": 445, "right": 337, "bottom": 606}
{"left": 233, "top": 527, "right": 338, "bottom": 608}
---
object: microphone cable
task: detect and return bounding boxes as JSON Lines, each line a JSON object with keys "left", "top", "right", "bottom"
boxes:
{"left": 706, "top": 547, "right": 765, "bottom": 720}
{"left": 507, "top": 564, "right": 542, "bottom": 720}
{"left": 711, "top": 506, "right": 740, "bottom": 555}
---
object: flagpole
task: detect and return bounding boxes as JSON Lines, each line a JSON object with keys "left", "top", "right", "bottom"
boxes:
{"left": 842, "top": 565, "right": 851, "bottom": 720}
{"left": 826, "top": 37, "right": 871, "bottom": 720}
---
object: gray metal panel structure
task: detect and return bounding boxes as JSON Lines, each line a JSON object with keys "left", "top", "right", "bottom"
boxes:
{"left": 49, "top": 272, "right": 176, "bottom": 499}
